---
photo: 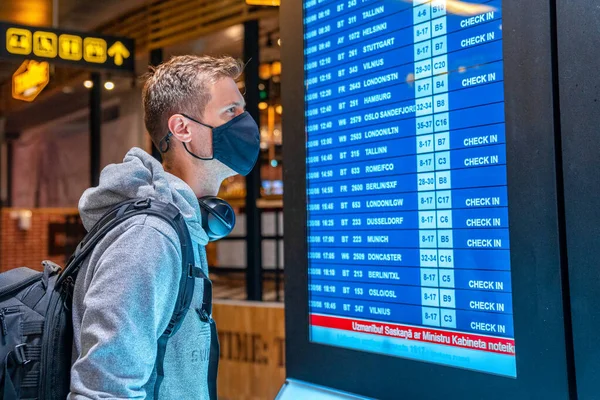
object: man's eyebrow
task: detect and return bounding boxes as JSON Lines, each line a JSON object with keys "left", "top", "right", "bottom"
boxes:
{"left": 220, "top": 100, "right": 246, "bottom": 112}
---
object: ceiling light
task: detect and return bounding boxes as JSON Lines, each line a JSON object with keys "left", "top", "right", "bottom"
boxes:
{"left": 104, "top": 81, "right": 115, "bottom": 90}
{"left": 224, "top": 25, "right": 243, "bottom": 40}
{"left": 83, "top": 80, "right": 93, "bottom": 89}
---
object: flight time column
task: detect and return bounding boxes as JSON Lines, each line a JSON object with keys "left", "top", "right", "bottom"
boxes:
{"left": 430, "top": 0, "right": 458, "bottom": 331}
{"left": 414, "top": 0, "right": 440, "bottom": 328}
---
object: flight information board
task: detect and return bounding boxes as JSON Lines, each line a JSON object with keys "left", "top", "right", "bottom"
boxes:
{"left": 303, "top": 0, "right": 516, "bottom": 377}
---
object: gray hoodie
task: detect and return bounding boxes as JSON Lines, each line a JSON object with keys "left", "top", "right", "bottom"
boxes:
{"left": 68, "top": 147, "right": 215, "bottom": 399}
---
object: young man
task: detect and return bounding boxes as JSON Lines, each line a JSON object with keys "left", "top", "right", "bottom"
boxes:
{"left": 67, "top": 55, "right": 260, "bottom": 399}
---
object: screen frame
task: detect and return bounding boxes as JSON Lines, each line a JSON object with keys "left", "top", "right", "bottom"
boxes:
{"left": 557, "top": 0, "right": 600, "bottom": 398}
{"left": 282, "top": 1, "right": 574, "bottom": 398}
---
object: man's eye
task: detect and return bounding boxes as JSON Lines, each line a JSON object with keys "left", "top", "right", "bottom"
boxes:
{"left": 227, "top": 107, "right": 236, "bottom": 114}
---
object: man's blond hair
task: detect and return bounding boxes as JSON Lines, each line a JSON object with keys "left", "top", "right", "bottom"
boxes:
{"left": 142, "top": 55, "right": 244, "bottom": 148}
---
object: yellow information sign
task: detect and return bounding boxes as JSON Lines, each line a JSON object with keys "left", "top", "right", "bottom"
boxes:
{"left": 59, "top": 34, "right": 82, "bottom": 60}
{"left": 12, "top": 60, "right": 50, "bottom": 102}
{"left": 83, "top": 37, "right": 107, "bottom": 63}
{"left": 1, "top": 22, "right": 134, "bottom": 72}
{"left": 6, "top": 28, "right": 32, "bottom": 55}
{"left": 33, "top": 31, "right": 57, "bottom": 58}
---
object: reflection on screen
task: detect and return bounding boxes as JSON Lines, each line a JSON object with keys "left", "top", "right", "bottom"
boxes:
{"left": 303, "top": 0, "right": 516, "bottom": 377}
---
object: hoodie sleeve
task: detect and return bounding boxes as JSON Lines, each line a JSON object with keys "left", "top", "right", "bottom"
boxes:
{"left": 68, "top": 221, "right": 182, "bottom": 400}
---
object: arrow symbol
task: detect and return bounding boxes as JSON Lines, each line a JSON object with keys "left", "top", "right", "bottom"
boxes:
{"left": 107, "top": 41, "right": 130, "bottom": 66}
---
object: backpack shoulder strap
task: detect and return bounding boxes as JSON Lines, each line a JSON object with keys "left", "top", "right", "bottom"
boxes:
{"left": 57, "top": 198, "right": 196, "bottom": 397}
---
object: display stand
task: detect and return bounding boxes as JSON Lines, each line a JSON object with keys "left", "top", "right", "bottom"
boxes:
{"left": 276, "top": 379, "right": 373, "bottom": 400}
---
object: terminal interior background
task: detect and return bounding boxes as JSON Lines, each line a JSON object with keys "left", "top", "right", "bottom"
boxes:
{"left": 0, "top": 0, "right": 284, "bottom": 294}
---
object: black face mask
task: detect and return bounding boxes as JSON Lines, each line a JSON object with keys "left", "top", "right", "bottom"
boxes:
{"left": 160, "top": 111, "right": 261, "bottom": 176}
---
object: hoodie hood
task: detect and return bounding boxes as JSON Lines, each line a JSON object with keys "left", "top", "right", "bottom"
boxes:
{"left": 78, "top": 147, "right": 209, "bottom": 246}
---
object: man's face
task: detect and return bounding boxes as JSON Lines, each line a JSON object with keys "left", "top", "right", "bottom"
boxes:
{"left": 182, "top": 77, "right": 247, "bottom": 176}
{"left": 203, "top": 77, "right": 246, "bottom": 129}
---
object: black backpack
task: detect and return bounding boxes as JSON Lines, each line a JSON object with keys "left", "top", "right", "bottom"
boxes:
{"left": 0, "top": 198, "right": 199, "bottom": 399}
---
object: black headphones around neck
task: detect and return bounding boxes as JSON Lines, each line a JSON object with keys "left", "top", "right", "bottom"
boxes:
{"left": 198, "top": 197, "right": 236, "bottom": 242}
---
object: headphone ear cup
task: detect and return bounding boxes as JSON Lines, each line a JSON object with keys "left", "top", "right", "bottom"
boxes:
{"left": 198, "top": 197, "right": 236, "bottom": 241}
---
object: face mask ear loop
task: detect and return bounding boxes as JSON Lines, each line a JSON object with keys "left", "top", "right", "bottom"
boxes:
{"left": 183, "top": 142, "right": 215, "bottom": 161}
{"left": 158, "top": 131, "right": 173, "bottom": 153}
{"left": 179, "top": 113, "right": 216, "bottom": 161}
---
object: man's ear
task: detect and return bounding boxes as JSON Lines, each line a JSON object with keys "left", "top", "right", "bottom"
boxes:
{"left": 168, "top": 114, "right": 193, "bottom": 143}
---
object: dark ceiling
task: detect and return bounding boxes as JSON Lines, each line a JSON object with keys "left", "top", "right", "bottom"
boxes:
{"left": 0, "top": 0, "right": 148, "bottom": 31}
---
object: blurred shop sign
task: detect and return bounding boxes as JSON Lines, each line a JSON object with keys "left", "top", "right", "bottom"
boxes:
{"left": 1, "top": 21, "right": 134, "bottom": 72}
{"left": 12, "top": 60, "right": 49, "bottom": 102}
{"left": 246, "top": 0, "right": 280, "bottom": 6}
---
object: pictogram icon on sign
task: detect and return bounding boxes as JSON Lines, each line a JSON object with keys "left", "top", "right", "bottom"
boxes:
{"left": 6, "top": 28, "right": 32, "bottom": 55}
{"left": 33, "top": 31, "right": 57, "bottom": 58}
{"left": 83, "top": 37, "right": 107, "bottom": 63}
{"left": 12, "top": 59, "right": 50, "bottom": 102}
{"left": 107, "top": 41, "right": 130, "bottom": 66}
{"left": 59, "top": 34, "right": 82, "bottom": 60}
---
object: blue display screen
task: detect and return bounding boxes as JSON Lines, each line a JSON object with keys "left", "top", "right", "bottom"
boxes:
{"left": 303, "top": 0, "right": 516, "bottom": 377}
